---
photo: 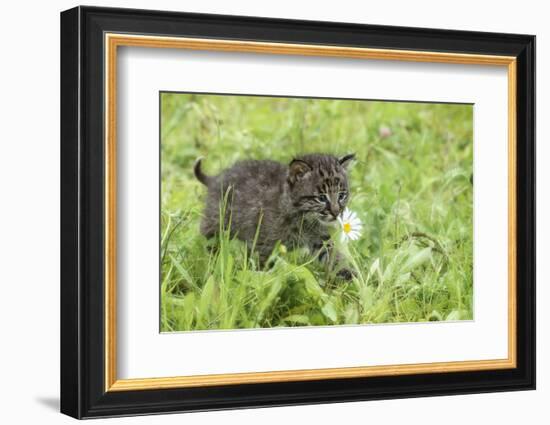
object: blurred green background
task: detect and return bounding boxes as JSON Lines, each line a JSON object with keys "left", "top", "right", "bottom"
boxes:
{"left": 160, "top": 93, "right": 473, "bottom": 331}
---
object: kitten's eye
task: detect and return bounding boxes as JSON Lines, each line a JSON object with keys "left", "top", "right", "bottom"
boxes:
{"left": 338, "top": 192, "right": 348, "bottom": 202}
{"left": 318, "top": 194, "right": 328, "bottom": 203}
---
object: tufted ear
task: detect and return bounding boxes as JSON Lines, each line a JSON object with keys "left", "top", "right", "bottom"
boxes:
{"left": 288, "top": 159, "right": 312, "bottom": 184}
{"left": 339, "top": 153, "right": 356, "bottom": 169}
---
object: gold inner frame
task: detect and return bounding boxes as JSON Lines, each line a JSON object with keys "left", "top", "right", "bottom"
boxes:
{"left": 104, "top": 33, "right": 517, "bottom": 392}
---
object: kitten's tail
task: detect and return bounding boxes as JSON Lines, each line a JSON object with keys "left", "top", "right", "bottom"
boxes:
{"left": 194, "top": 157, "right": 212, "bottom": 186}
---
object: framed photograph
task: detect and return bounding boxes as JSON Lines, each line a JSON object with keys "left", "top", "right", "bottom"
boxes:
{"left": 60, "top": 6, "right": 535, "bottom": 419}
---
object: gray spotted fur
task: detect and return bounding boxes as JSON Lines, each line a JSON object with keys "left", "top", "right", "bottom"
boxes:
{"left": 194, "top": 153, "right": 356, "bottom": 279}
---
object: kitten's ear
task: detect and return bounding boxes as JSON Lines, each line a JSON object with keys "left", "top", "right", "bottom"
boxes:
{"left": 288, "top": 159, "right": 312, "bottom": 184}
{"left": 339, "top": 153, "right": 356, "bottom": 169}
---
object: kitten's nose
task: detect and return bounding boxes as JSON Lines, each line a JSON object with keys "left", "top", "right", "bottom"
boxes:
{"left": 329, "top": 204, "right": 340, "bottom": 219}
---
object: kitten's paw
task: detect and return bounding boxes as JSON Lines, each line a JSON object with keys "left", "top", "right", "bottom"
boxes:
{"left": 336, "top": 267, "right": 356, "bottom": 281}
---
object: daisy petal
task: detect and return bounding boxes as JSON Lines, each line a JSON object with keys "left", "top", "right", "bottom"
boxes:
{"left": 349, "top": 232, "right": 360, "bottom": 241}
{"left": 337, "top": 208, "right": 363, "bottom": 242}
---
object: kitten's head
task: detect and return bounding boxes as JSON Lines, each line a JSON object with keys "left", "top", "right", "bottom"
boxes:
{"left": 287, "top": 153, "right": 355, "bottom": 224}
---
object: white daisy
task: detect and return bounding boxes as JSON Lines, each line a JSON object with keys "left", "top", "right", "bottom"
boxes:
{"left": 338, "top": 208, "right": 363, "bottom": 243}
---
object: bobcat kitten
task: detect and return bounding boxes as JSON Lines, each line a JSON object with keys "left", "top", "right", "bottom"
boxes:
{"left": 194, "top": 153, "right": 356, "bottom": 279}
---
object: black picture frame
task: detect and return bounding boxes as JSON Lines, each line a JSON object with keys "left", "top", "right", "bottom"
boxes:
{"left": 60, "top": 5, "right": 535, "bottom": 419}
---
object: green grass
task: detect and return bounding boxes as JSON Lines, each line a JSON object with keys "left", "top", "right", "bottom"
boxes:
{"left": 160, "top": 93, "right": 473, "bottom": 332}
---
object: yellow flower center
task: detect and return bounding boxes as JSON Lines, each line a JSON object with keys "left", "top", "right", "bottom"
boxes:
{"left": 343, "top": 222, "right": 352, "bottom": 234}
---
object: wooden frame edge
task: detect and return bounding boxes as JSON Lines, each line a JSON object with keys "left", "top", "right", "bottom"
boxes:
{"left": 507, "top": 59, "right": 518, "bottom": 369}
{"left": 108, "top": 358, "right": 516, "bottom": 391}
{"left": 104, "top": 33, "right": 518, "bottom": 392}
{"left": 105, "top": 33, "right": 118, "bottom": 390}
